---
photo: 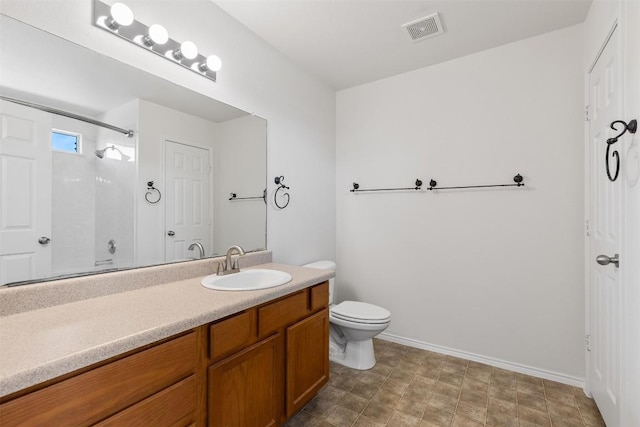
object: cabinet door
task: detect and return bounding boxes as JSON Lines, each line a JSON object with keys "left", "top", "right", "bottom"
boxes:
{"left": 286, "top": 308, "right": 329, "bottom": 417}
{"left": 208, "top": 333, "right": 283, "bottom": 427}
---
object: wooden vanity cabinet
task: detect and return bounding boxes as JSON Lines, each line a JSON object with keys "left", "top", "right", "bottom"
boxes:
{"left": 0, "top": 331, "right": 200, "bottom": 427}
{"left": 0, "top": 280, "right": 329, "bottom": 427}
{"left": 206, "top": 281, "right": 329, "bottom": 426}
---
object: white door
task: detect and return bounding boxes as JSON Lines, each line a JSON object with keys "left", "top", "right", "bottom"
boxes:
{"left": 587, "top": 27, "right": 621, "bottom": 427}
{"left": 0, "top": 100, "right": 52, "bottom": 285}
{"left": 164, "top": 140, "right": 211, "bottom": 262}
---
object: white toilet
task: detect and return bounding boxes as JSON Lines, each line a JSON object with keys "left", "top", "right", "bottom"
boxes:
{"left": 303, "top": 260, "right": 391, "bottom": 370}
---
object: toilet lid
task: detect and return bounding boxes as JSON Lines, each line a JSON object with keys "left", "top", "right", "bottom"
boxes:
{"left": 331, "top": 301, "right": 391, "bottom": 322}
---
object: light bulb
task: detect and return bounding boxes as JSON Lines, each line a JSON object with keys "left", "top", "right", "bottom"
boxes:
{"left": 106, "top": 3, "right": 134, "bottom": 30}
{"left": 180, "top": 41, "right": 198, "bottom": 60}
{"left": 199, "top": 55, "right": 222, "bottom": 72}
{"left": 142, "top": 24, "right": 169, "bottom": 46}
{"left": 173, "top": 41, "right": 198, "bottom": 61}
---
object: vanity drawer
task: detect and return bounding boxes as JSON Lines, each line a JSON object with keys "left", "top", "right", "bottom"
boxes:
{"left": 0, "top": 332, "right": 197, "bottom": 427}
{"left": 258, "top": 290, "right": 308, "bottom": 337}
{"left": 94, "top": 376, "right": 196, "bottom": 427}
{"left": 310, "top": 281, "right": 329, "bottom": 311}
{"left": 209, "top": 309, "right": 257, "bottom": 362}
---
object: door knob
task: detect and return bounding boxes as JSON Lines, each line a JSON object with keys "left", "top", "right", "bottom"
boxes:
{"left": 38, "top": 237, "right": 51, "bottom": 245}
{"left": 167, "top": 230, "right": 175, "bottom": 237}
{"left": 596, "top": 254, "right": 619, "bottom": 268}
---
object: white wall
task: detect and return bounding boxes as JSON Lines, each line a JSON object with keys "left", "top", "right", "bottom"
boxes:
{"left": 95, "top": 100, "right": 137, "bottom": 270}
{"left": 51, "top": 116, "right": 97, "bottom": 275}
{"left": 214, "top": 115, "right": 267, "bottom": 255}
{"left": 337, "top": 25, "right": 585, "bottom": 381}
{"left": 0, "top": 0, "right": 336, "bottom": 265}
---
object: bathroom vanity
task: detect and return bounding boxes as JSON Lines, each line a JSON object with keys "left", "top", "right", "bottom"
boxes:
{"left": 0, "top": 254, "right": 332, "bottom": 426}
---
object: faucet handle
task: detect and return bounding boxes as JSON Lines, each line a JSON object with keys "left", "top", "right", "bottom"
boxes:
{"left": 216, "top": 262, "right": 224, "bottom": 275}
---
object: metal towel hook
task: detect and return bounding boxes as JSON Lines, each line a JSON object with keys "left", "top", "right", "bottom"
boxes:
{"left": 274, "top": 176, "right": 290, "bottom": 209}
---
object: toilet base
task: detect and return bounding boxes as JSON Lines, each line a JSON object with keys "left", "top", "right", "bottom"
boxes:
{"left": 329, "top": 338, "right": 376, "bottom": 370}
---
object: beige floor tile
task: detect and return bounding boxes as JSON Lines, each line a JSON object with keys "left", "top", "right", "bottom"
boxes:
{"left": 468, "top": 361, "right": 492, "bottom": 371}
{"left": 546, "top": 400, "right": 582, "bottom": 419}
{"left": 325, "top": 406, "right": 360, "bottom": 426}
{"left": 427, "top": 392, "right": 458, "bottom": 413}
{"left": 549, "top": 412, "right": 583, "bottom": 427}
{"left": 435, "top": 380, "right": 462, "bottom": 398}
{"left": 517, "top": 391, "right": 547, "bottom": 412}
{"left": 305, "top": 397, "right": 338, "bottom": 418}
{"left": 545, "top": 389, "right": 578, "bottom": 407}
{"left": 459, "top": 389, "right": 489, "bottom": 407}
{"left": 452, "top": 414, "right": 485, "bottom": 427}
{"left": 517, "top": 405, "right": 551, "bottom": 426}
{"left": 309, "top": 340, "right": 602, "bottom": 427}
{"left": 542, "top": 379, "right": 575, "bottom": 394}
{"left": 339, "top": 392, "right": 370, "bottom": 413}
{"left": 582, "top": 411, "right": 606, "bottom": 427}
{"left": 443, "top": 362, "right": 468, "bottom": 375}
{"left": 387, "top": 410, "right": 422, "bottom": 427}
{"left": 463, "top": 377, "right": 490, "bottom": 394}
{"left": 489, "top": 382, "right": 516, "bottom": 401}
{"left": 517, "top": 381, "right": 545, "bottom": 396}
{"left": 466, "top": 368, "right": 492, "bottom": 384}
{"left": 404, "top": 383, "right": 434, "bottom": 402}
{"left": 318, "top": 385, "right": 347, "bottom": 403}
{"left": 353, "top": 415, "right": 386, "bottom": 426}
{"left": 361, "top": 400, "right": 395, "bottom": 424}
{"left": 440, "top": 371, "right": 465, "bottom": 387}
{"left": 445, "top": 355, "right": 469, "bottom": 366}
{"left": 456, "top": 400, "right": 488, "bottom": 424}
{"left": 351, "top": 380, "right": 381, "bottom": 399}
{"left": 380, "top": 377, "right": 409, "bottom": 395}
{"left": 371, "top": 388, "right": 403, "bottom": 407}
{"left": 422, "top": 405, "right": 455, "bottom": 426}
{"left": 389, "top": 368, "right": 416, "bottom": 383}
{"left": 395, "top": 396, "right": 428, "bottom": 419}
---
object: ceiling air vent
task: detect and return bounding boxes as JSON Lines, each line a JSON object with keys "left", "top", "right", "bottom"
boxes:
{"left": 401, "top": 13, "right": 444, "bottom": 42}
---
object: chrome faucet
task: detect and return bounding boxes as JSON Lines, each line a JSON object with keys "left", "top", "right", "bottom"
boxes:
{"left": 188, "top": 242, "right": 205, "bottom": 259}
{"left": 219, "top": 245, "right": 245, "bottom": 275}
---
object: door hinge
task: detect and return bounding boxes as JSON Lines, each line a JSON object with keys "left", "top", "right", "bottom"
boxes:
{"left": 585, "top": 334, "right": 591, "bottom": 352}
{"left": 585, "top": 105, "right": 590, "bottom": 122}
{"left": 586, "top": 219, "right": 590, "bottom": 236}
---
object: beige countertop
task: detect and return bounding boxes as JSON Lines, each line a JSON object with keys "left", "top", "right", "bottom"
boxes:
{"left": 0, "top": 262, "right": 333, "bottom": 398}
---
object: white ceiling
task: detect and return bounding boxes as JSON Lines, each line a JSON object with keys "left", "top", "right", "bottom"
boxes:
{"left": 215, "top": 0, "right": 592, "bottom": 90}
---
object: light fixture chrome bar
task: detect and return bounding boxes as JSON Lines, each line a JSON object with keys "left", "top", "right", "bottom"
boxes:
{"left": 0, "top": 95, "right": 134, "bottom": 138}
{"left": 92, "top": 0, "right": 218, "bottom": 82}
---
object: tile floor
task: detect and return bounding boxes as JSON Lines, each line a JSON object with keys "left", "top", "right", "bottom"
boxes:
{"left": 285, "top": 339, "right": 605, "bottom": 427}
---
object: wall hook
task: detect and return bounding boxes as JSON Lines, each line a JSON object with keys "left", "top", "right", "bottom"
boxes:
{"left": 605, "top": 119, "right": 637, "bottom": 182}
{"left": 274, "top": 176, "right": 290, "bottom": 209}
{"left": 145, "top": 180, "right": 161, "bottom": 204}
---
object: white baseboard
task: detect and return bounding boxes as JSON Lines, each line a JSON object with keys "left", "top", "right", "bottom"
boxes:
{"left": 378, "top": 332, "right": 585, "bottom": 389}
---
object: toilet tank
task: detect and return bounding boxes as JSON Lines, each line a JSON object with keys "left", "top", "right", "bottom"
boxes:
{"left": 303, "top": 260, "right": 336, "bottom": 305}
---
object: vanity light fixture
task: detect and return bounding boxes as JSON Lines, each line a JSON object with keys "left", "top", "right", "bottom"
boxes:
{"left": 93, "top": 0, "right": 220, "bottom": 82}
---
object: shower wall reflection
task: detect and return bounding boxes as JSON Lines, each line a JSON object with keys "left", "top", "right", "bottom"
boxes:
{"left": 50, "top": 109, "right": 136, "bottom": 277}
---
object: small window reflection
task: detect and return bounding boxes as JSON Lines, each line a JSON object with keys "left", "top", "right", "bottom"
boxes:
{"left": 52, "top": 130, "right": 80, "bottom": 153}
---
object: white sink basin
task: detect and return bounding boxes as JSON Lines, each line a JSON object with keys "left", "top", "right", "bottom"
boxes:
{"left": 201, "top": 269, "right": 292, "bottom": 291}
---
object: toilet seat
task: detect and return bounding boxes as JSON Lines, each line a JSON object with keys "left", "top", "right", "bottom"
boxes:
{"left": 331, "top": 301, "right": 391, "bottom": 325}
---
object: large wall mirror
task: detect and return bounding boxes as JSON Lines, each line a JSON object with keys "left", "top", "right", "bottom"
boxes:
{"left": 0, "top": 15, "right": 267, "bottom": 286}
